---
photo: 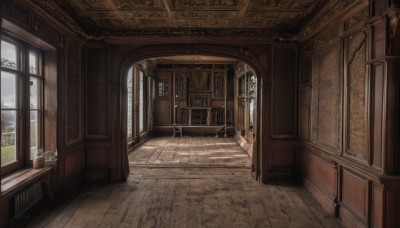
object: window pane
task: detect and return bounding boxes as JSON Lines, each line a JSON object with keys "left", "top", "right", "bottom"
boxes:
{"left": 249, "top": 99, "right": 255, "bottom": 126}
{"left": 1, "top": 40, "right": 18, "bottom": 70}
{"left": 29, "top": 51, "right": 38, "bottom": 74}
{"left": 1, "top": 71, "right": 17, "bottom": 109}
{"left": 127, "top": 67, "right": 133, "bottom": 138}
{"left": 139, "top": 71, "right": 144, "bottom": 132}
{"left": 30, "top": 111, "right": 39, "bottom": 159}
{"left": 30, "top": 77, "right": 39, "bottom": 109}
{"left": 1, "top": 110, "right": 17, "bottom": 166}
{"left": 158, "top": 77, "right": 169, "bottom": 96}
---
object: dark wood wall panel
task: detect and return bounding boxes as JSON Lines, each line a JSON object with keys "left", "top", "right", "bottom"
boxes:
{"left": 299, "top": 89, "right": 311, "bottom": 109}
{"left": 386, "top": 190, "right": 400, "bottom": 228}
{"left": 264, "top": 46, "right": 298, "bottom": 181}
{"left": 371, "top": 20, "right": 386, "bottom": 59}
{"left": 311, "top": 44, "right": 341, "bottom": 153}
{"left": 64, "top": 149, "right": 83, "bottom": 181}
{"left": 86, "top": 147, "right": 107, "bottom": 168}
{"left": 3, "top": 2, "right": 29, "bottom": 27}
{"left": 2, "top": 1, "right": 63, "bottom": 49}
{"left": 301, "top": 150, "right": 337, "bottom": 198}
{"left": 341, "top": 169, "right": 368, "bottom": 224}
{"left": 33, "top": 17, "right": 60, "bottom": 47}
{"left": 300, "top": 55, "right": 312, "bottom": 86}
{"left": 153, "top": 99, "right": 171, "bottom": 125}
{"left": 66, "top": 38, "right": 83, "bottom": 144}
{"left": 86, "top": 48, "right": 109, "bottom": 138}
{"left": 372, "top": 63, "right": 384, "bottom": 169}
{"left": 269, "top": 141, "right": 296, "bottom": 169}
{"left": 344, "top": 30, "right": 368, "bottom": 161}
{"left": 300, "top": 149, "right": 337, "bottom": 213}
{"left": 299, "top": 107, "right": 310, "bottom": 140}
{"left": 266, "top": 142, "right": 297, "bottom": 180}
{"left": 370, "top": 0, "right": 386, "bottom": 17}
{"left": 372, "top": 184, "right": 383, "bottom": 228}
{"left": 298, "top": 46, "right": 312, "bottom": 142}
{"left": 384, "top": 61, "right": 400, "bottom": 174}
{"left": 84, "top": 142, "right": 112, "bottom": 181}
{"left": 299, "top": 90, "right": 311, "bottom": 141}
{"left": 271, "top": 46, "right": 297, "bottom": 138}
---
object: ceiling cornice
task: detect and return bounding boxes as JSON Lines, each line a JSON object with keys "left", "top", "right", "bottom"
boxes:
{"left": 100, "top": 28, "right": 295, "bottom": 39}
{"left": 30, "top": 0, "right": 103, "bottom": 41}
{"left": 297, "top": 0, "right": 368, "bottom": 42}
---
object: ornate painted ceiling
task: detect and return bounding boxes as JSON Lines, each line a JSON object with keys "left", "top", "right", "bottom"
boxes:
{"left": 52, "top": 0, "right": 328, "bottom": 32}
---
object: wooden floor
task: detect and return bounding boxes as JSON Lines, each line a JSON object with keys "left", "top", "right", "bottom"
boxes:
{"left": 12, "top": 137, "right": 342, "bottom": 228}
{"left": 128, "top": 137, "right": 252, "bottom": 167}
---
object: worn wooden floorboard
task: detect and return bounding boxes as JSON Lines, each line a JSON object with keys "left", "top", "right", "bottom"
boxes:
{"left": 12, "top": 136, "right": 342, "bottom": 228}
{"left": 129, "top": 136, "right": 251, "bottom": 167}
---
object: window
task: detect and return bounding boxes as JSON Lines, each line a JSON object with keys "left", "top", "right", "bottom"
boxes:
{"left": 139, "top": 70, "right": 145, "bottom": 132}
{"left": 213, "top": 72, "right": 225, "bottom": 98}
{"left": 127, "top": 67, "right": 133, "bottom": 139}
{"left": 29, "top": 51, "right": 43, "bottom": 159}
{"left": 157, "top": 76, "right": 169, "bottom": 97}
{"left": 1, "top": 37, "right": 43, "bottom": 174}
{"left": 127, "top": 65, "right": 150, "bottom": 140}
{"left": 248, "top": 74, "right": 257, "bottom": 130}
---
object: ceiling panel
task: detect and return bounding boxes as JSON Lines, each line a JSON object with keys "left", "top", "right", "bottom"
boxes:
{"left": 110, "top": 0, "right": 164, "bottom": 10}
{"left": 247, "top": 0, "right": 319, "bottom": 11}
{"left": 169, "top": 0, "right": 243, "bottom": 10}
{"left": 51, "top": 0, "right": 327, "bottom": 32}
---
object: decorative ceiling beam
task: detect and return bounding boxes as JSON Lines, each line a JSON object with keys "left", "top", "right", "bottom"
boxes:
{"left": 161, "top": 0, "right": 177, "bottom": 27}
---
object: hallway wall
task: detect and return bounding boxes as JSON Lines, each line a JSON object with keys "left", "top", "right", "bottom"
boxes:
{"left": 297, "top": 0, "right": 400, "bottom": 227}
{"left": 0, "top": 0, "right": 85, "bottom": 192}
{"left": 2, "top": 0, "right": 379, "bottom": 226}
{"left": 0, "top": 0, "right": 85, "bottom": 225}
{"left": 83, "top": 43, "right": 298, "bottom": 183}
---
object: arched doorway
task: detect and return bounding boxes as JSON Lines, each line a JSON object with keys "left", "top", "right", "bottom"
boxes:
{"left": 119, "top": 44, "right": 268, "bottom": 182}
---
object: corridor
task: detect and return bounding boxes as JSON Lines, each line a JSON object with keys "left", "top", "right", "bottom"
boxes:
{"left": 17, "top": 137, "right": 342, "bottom": 227}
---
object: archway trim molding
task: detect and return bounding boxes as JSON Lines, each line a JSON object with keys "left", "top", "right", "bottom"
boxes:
{"left": 118, "top": 44, "right": 270, "bottom": 182}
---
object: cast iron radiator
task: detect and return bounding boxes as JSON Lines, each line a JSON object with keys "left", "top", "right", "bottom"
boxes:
{"left": 14, "top": 181, "right": 43, "bottom": 218}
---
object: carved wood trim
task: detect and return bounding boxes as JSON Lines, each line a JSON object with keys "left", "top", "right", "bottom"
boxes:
{"left": 28, "top": 0, "right": 102, "bottom": 41}
{"left": 298, "top": 0, "right": 368, "bottom": 42}
{"left": 370, "top": 61, "right": 385, "bottom": 170}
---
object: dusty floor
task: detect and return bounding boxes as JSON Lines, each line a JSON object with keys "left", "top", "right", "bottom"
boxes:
{"left": 12, "top": 137, "right": 342, "bottom": 228}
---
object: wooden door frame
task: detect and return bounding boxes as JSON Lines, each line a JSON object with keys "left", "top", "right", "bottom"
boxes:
{"left": 119, "top": 44, "right": 270, "bottom": 182}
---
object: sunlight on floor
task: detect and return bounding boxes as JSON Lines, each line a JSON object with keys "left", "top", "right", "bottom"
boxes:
{"left": 129, "top": 137, "right": 252, "bottom": 167}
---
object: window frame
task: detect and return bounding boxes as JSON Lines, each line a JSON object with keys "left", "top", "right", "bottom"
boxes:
{"left": 127, "top": 64, "right": 152, "bottom": 143}
{"left": 139, "top": 69, "right": 147, "bottom": 133}
{"left": 27, "top": 48, "right": 44, "bottom": 160}
{"left": 1, "top": 35, "right": 44, "bottom": 175}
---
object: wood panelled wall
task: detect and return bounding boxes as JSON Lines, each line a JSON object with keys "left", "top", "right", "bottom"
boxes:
{"left": 298, "top": 0, "right": 400, "bottom": 227}
{"left": 7, "top": 0, "right": 400, "bottom": 227}
{"left": 0, "top": 0, "right": 85, "bottom": 225}
{"left": 265, "top": 45, "right": 298, "bottom": 181}
{"left": 0, "top": 0, "right": 85, "bottom": 190}
{"left": 85, "top": 47, "right": 111, "bottom": 180}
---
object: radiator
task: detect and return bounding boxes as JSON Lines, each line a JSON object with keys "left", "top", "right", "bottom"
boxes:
{"left": 14, "top": 181, "right": 43, "bottom": 218}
